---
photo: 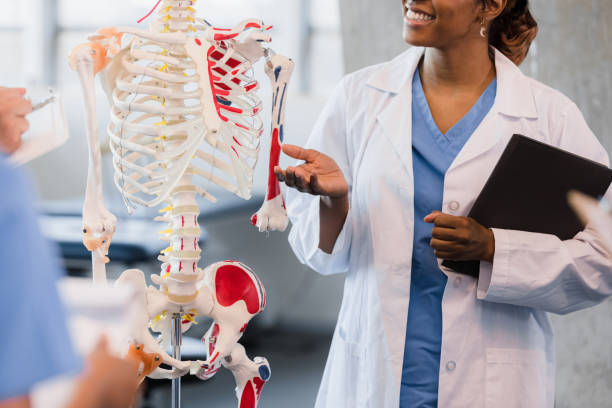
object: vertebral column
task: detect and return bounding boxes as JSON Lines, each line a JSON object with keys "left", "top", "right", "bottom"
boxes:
{"left": 162, "top": 174, "right": 202, "bottom": 304}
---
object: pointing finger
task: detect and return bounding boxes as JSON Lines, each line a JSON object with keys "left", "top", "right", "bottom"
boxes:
{"left": 282, "top": 144, "right": 318, "bottom": 162}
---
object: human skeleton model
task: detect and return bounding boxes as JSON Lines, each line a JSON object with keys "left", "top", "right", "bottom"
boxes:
{"left": 68, "top": 1, "right": 293, "bottom": 405}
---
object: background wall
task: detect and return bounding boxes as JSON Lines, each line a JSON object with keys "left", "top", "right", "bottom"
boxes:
{"left": 338, "top": 0, "right": 612, "bottom": 406}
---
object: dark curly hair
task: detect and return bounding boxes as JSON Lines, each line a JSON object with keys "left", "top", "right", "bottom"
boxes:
{"left": 481, "top": 0, "right": 538, "bottom": 65}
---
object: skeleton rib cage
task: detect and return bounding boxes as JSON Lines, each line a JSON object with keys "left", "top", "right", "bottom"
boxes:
{"left": 109, "top": 19, "right": 266, "bottom": 210}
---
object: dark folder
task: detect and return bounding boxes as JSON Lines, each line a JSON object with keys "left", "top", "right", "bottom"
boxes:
{"left": 442, "top": 134, "right": 612, "bottom": 278}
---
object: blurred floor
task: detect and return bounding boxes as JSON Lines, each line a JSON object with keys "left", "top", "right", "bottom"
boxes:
{"left": 140, "top": 328, "right": 330, "bottom": 408}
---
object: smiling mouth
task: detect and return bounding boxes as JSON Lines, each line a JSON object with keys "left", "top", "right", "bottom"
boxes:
{"left": 406, "top": 9, "right": 435, "bottom": 21}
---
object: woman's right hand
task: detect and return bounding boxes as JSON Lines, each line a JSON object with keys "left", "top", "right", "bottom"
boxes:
{"left": 274, "top": 144, "right": 348, "bottom": 199}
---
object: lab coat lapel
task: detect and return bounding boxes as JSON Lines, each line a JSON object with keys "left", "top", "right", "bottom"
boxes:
{"left": 448, "top": 48, "right": 539, "bottom": 172}
{"left": 368, "top": 47, "right": 424, "bottom": 176}
{"left": 365, "top": 47, "right": 425, "bottom": 395}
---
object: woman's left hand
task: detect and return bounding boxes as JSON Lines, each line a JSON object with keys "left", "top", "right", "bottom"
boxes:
{"left": 424, "top": 211, "right": 495, "bottom": 263}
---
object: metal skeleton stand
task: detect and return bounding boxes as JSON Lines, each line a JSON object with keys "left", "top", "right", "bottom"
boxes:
{"left": 171, "top": 313, "right": 182, "bottom": 408}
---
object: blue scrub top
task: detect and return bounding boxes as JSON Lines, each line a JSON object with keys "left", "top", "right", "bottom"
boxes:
{"left": 400, "top": 69, "right": 497, "bottom": 407}
{"left": 0, "top": 157, "right": 81, "bottom": 400}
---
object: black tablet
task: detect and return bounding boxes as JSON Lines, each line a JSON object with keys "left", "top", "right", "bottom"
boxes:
{"left": 442, "top": 134, "right": 612, "bottom": 277}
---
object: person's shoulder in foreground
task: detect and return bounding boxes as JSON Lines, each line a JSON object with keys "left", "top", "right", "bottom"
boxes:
{"left": 0, "top": 156, "right": 82, "bottom": 401}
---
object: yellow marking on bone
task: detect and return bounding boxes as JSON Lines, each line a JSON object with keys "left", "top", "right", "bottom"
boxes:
{"left": 162, "top": 15, "right": 171, "bottom": 22}
{"left": 162, "top": 271, "right": 170, "bottom": 279}
{"left": 162, "top": 6, "right": 171, "bottom": 13}
{"left": 182, "top": 71, "right": 187, "bottom": 77}
{"left": 151, "top": 310, "right": 167, "bottom": 326}
{"left": 187, "top": 7, "right": 195, "bottom": 12}
{"left": 159, "top": 228, "right": 173, "bottom": 235}
{"left": 187, "top": 16, "right": 195, "bottom": 22}
{"left": 159, "top": 205, "right": 173, "bottom": 213}
{"left": 161, "top": 49, "right": 168, "bottom": 56}
{"left": 154, "top": 135, "right": 167, "bottom": 141}
{"left": 158, "top": 63, "right": 168, "bottom": 72}
{"left": 154, "top": 119, "right": 167, "bottom": 126}
{"left": 182, "top": 313, "right": 197, "bottom": 324}
{"left": 161, "top": 245, "right": 173, "bottom": 254}
{"left": 188, "top": 25, "right": 196, "bottom": 32}
{"left": 162, "top": 25, "right": 170, "bottom": 33}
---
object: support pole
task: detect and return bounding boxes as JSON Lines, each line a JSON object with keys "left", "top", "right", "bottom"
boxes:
{"left": 171, "top": 313, "right": 182, "bottom": 408}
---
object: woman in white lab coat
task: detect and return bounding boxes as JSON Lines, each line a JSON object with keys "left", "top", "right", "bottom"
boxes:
{"left": 275, "top": 0, "right": 612, "bottom": 407}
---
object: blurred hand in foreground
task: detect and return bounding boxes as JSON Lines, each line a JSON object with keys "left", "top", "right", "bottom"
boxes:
{"left": 0, "top": 87, "right": 32, "bottom": 154}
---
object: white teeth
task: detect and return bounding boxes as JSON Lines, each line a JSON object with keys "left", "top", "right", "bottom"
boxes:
{"left": 406, "top": 9, "right": 434, "bottom": 21}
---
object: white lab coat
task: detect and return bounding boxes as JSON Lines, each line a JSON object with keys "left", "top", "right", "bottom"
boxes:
{"left": 286, "top": 47, "right": 612, "bottom": 408}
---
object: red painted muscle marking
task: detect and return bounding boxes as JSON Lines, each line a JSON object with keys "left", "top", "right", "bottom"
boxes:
{"left": 245, "top": 83, "right": 257, "bottom": 92}
{"left": 166, "top": 264, "right": 171, "bottom": 274}
{"left": 233, "top": 136, "right": 242, "bottom": 146}
{"left": 231, "top": 146, "right": 239, "bottom": 157}
{"left": 240, "top": 381, "right": 256, "bottom": 408}
{"left": 266, "top": 128, "right": 282, "bottom": 200}
{"left": 213, "top": 66, "right": 227, "bottom": 75}
{"left": 240, "top": 323, "right": 247, "bottom": 333}
{"left": 250, "top": 213, "right": 258, "bottom": 226}
{"left": 209, "top": 51, "right": 241, "bottom": 68}
{"left": 182, "top": 216, "right": 185, "bottom": 227}
{"left": 195, "top": 38, "right": 202, "bottom": 46}
{"left": 208, "top": 323, "right": 220, "bottom": 356}
{"left": 179, "top": 261, "right": 182, "bottom": 272}
{"left": 181, "top": 238, "right": 184, "bottom": 251}
{"left": 214, "top": 32, "right": 239, "bottom": 41}
{"left": 253, "top": 377, "right": 265, "bottom": 399}
{"left": 215, "top": 265, "right": 260, "bottom": 314}
{"left": 220, "top": 105, "right": 243, "bottom": 114}
{"left": 209, "top": 351, "right": 220, "bottom": 364}
{"left": 193, "top": 238, "right": 197, "bottom": 250}
{"left": 235, "top": 123, "right": 249, "bottom": 130}
{"left": 245, "top": 22, "right": 262, "bottom": 29}
{"left": 216, "top": 82, "right": 231, "bottom": 91}
{"left": 214, "top": 88, "right": 230, "bottom": 96}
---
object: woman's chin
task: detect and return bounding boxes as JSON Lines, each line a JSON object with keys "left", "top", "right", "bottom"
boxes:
{"left": 402, "top": 23, "right": 432, "bottom": 46}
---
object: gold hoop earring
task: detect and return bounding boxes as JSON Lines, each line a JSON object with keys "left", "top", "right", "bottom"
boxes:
{"left": 480, "top": 17, "right": 487, "bottom": 38}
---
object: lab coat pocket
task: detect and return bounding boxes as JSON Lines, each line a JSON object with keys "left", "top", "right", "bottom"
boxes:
{"left": 325, "top": 334, "right": 365, "bottom": 406}
{"left": 485, "top": 348, "right": 548, "bottom": 408}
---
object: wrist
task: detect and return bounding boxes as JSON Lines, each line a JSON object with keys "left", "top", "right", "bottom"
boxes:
{"left": 483, "top": 228, "right": 495, "bottom": 263}
{"left": 321, "top": 194, "right": 349, "bottom": 211}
